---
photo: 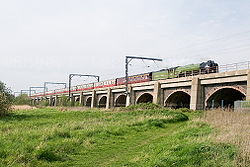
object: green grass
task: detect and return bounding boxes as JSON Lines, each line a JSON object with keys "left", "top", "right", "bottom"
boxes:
{"left": 0, "top": 107, "right": 235, "bottom": 167}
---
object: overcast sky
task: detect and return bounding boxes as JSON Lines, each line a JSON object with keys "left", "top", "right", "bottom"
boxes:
{"left": 1, "top": 0, "right": 250, "bottom": 93}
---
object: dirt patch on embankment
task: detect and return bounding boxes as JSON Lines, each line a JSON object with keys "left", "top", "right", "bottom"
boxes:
{"left": 12, "top": 105, "right": 37, "bottom": 110}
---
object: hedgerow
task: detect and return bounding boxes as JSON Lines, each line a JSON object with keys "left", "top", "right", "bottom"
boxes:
{"left": 0, "top": 81, "right": 14, "bottom": 116}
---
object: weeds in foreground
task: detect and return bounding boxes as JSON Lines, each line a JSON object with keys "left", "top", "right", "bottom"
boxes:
{"left": 200, "top": 110, "right": 250, "bottom": 167}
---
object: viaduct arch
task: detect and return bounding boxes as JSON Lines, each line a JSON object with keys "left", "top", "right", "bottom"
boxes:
{"left": 206, "top": 86, "right": 246, "bottom": 108}
{"left": 114, "top": 94, "right": 126, "bottom": 107}
{"left": 165, "top": 91, "right": 191, "bottom": 108}
{"left": 136, "top": 93, "right": 153, "bottom": 104}
{"left": 98, "top": 96, "right": 107, "bottom": 108}
{"left": 86, "top": 97, "right": 92, "bottom": 107}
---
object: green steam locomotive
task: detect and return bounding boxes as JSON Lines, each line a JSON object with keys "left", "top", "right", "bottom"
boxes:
{"left": 152, "top": 60, "right": 218, "bottom": 80}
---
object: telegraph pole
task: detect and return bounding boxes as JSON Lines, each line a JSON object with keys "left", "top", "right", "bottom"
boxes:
{"left": 68, "top": 74, "right": 99, "bottom": 99}
{"left": 125, "top": 56, "right": 163, "bottom": 106}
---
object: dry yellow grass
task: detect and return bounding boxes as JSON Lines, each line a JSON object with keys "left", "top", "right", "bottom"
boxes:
{"left": 199, "top": 110, "right": 250, "bottom": 167}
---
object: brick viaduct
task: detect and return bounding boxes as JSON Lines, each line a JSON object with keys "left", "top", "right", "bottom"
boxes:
{"left": 31, "top": 69, "right": 250, "bottom": 110}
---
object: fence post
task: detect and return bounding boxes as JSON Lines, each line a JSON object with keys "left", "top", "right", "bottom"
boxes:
{"left": 212, "top": 100, "right": 214, "bottom": 109}
{"left": 221, "top": 100, "right": 224, "bottom": 109}
{"left": 241, "top": 101, "right": 242, "bottom": 112}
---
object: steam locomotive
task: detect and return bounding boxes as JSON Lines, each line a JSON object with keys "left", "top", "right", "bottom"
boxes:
{"left": 32, "top": 60, "right": 218, "bottom": 97}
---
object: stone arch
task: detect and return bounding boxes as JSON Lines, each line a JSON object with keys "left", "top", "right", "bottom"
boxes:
{"left": 86, "top": 97, "right": 92, "bottom": 107}
{"left": 165, "top": 91, "right": 191, "bottom": 109}
{"left": 115, "top": 94, "right": 126, "bottom": 107}
{"left": 98, "top": 96, "right": 107, "bottom": 108}
{"left": 51, "top": 98, "right": 55, "bottom": 106}
{"left": 136, "top": 93, "right": 153, "bottom": 104}
{"left": 206, "top": 87, "right": 246, "bottom": 108}
{"left": 75, "top": 96, "right": 80, "bottom": 102}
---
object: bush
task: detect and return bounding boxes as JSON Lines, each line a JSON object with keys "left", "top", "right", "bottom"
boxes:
{"left": 0, "top": 81, "right": 14, "bottom": 116}
{"left": 176, "top": 108, "right": 194, "bottom": 113}
{"left": 58, "top": 95, "right": 71, "bottom": 106}
{"left": 39, "top": 100, "right": 49, "bottom": 107}
{"left": 124, "top": 103, "right": 163, "bottom": 110}
{"left": 14, "top": 94, "right": 31, "bottom": 105}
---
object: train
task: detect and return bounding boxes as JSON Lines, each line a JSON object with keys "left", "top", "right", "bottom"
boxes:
{"left": 31, "top": 60, "right": 218, "bottom": 97}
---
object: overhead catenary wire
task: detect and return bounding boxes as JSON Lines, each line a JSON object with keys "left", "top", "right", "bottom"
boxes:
{"left": 166, "top": 30, "right": 250, "bottom": 61}
{"left": 183, "top": 44, "right": 250, "bottom": 63}
{"left": 179, "top": 39, "right": 250, "bottom": 55}
{"left": 164, "top": 33, "right": 250, "bottom": 67}
{"left": 170, "top": 29, "right": 250, "bottom": 53}
{"left": 98, "top": 60, "right": 164, "bottom": 80}
{"left": 127, "top": 61, "right": 163, "bottom": 74}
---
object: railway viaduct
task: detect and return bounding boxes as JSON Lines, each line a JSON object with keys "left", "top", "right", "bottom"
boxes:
{"left": 32, "top": 69, "right": 250, "bottom": 110}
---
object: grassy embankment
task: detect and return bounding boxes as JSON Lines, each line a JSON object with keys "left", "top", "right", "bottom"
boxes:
{"left": 0, "top": 104, "right": 239, "bottom": 167}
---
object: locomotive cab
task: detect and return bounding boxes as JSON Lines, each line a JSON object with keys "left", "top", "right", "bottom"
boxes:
{"left": 200, "top": 60, "right": 218, "bottom": 74}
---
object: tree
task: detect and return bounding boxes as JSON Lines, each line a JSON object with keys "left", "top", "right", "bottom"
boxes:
{"left": 0, "top": 81, "right": 14, "bottom": 116}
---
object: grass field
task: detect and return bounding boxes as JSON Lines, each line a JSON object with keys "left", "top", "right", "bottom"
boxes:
{"left": 0, "top": 105, "right": 239, "bottom": 167}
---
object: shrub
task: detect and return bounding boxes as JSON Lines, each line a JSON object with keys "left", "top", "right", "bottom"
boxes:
{"left": 0, "top": 81, "right": 14, "bottom": 116}
{"left": 124, "top": 103, "right": 163, "bottom": 110}
{"left": 176, "top": 108, "right": 194, "bottom": 113}
{"left": 39, "top": 100, "right": 49, "bottom": 107}
{"left": 58, "top": 95, "right": 71, "bottom": 106}
{"left": 13, "top": 94, "right": 31, "bottom": 105}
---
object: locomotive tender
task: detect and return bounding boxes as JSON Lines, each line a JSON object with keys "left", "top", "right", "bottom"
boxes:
{"left": 32, "top": 60, "right": 218, "bottom": 97}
